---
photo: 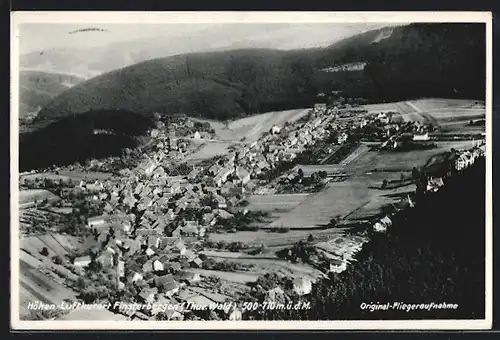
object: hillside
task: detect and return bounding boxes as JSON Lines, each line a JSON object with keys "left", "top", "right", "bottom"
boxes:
{"left": 34, "top": 23, "right": 486, "bottom": 126}
{"left": 19, "top": 70, "right": 84, "bottom": 125}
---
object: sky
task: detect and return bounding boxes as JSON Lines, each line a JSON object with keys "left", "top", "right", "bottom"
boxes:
{"left": 18, "top": 23, "right": 393, "bottom": 55}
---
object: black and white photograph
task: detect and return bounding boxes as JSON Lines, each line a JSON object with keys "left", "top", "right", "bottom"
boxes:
{"left": 10, "top": 11, "right": 492, "bottom": 330}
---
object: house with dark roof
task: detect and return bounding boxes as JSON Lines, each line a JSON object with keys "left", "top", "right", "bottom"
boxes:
{"left": 138, "top": 287, "right": 157, "bottom": 304}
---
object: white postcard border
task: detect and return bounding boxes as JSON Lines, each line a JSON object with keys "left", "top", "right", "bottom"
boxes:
{"left": 10, "top": 11, "right": 493, "bottom": 330}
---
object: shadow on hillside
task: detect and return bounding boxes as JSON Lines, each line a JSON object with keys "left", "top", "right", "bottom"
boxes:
{"left": 20, "top": 110, "right": 155, "bottom": 171}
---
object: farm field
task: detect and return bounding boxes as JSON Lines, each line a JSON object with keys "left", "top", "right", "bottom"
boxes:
{"left": 344, "top": 141, "right": 476, "bottom": 173}
{"left": 56, "top": 171, "right": 113, "bottom": 181}
{"left": 19, "top": 189, "right": 59, "bottom": 206}
{"left": 19, "top": 258, "right": 77, "bottom": 319}
{"left": 190, "top": 268, "right": 260, "bottom": 284}
{"left": 245, "top": 193, "right": 311, "bottom": 211}
{"left": 290, "top": 164, "right": 344, "bottom": 177}
{"left": 408, "top": 98, "right": 484, "bottom": 111}
{"left": 363, "top": 99, "right": 485, "bottom": 130}
{"left": 207, "top": 255, "right": 324, "bottom": 280}
{"left": 263, "top": 173, "right": 415, "bottom": 230}
{"left": 184, "top": 141, "right": 233, "bottom": 161}
{"left": 21, "top": 233, "right": 99, "bottom": 260}
{"left": 208, "top": 228, "right": 347, "bottom": 246}
{"left": 20, "top": 171, "right": 113, "bottom": 184}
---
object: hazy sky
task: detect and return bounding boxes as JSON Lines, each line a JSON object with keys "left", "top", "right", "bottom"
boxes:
{"left": 19, "top": 23, "right": 391, "bottom": 55}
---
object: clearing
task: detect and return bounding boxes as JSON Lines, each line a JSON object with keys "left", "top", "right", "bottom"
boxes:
{"left": 19, "top": 189, "right": 59, "bottom": 207}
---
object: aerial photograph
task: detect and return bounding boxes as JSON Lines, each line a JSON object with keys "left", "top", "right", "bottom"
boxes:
{"left": 14, "top": 18, "right": 488, "bottom": 324}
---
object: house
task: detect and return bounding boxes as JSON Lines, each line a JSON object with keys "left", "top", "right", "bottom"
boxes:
{"left": 228, "top": 197, "right": 239, "bottom": 208}
{"left": 96, "top": 252, "right": 114, "bottom": 267}
{"left": 215, "top": 209, "right": 234, "bottom": 220}
{"left": 314, "top": 103, "right": 327, "bottom": 112}
{"left": 117, "top": 260, "right": 125, "bottom": 278}
{"left": 154, "top": 274, "right": 174, "bottom": 288}
{"left": 87, "top": 215, "right": 106, "bottom": 228}
{"left": 293, "top": 277, "right": 313, "bottom": 296}
{"left": 380, "top": 216, "right": 392, "bottom": 228}
{"left": 154, "top": 274, "right": 179, "bottom": 296}
{"left": 270, "top": 125, "right": 281, "bottom": 134}
{"left": 147, "top": 235, "right": 161, "bottom": 249}
{"left": 194, "top": 131, "right": 201, "bottom": 139}
{"left": 163, "top": 281, "right": 180, "bottom": 297}
{"left": 228, "top": 308, "right": 242, "bottom": 321}
{"left": 142, "top": 259, "right": 155, "bottom": 273}
{"left": 175, "top": 270, "right": 201, "bottom": 283}
{"left": 74, "top": 255, "right": 91, "bottom": 267}
{"left": 138, "top": 288, "right": 157, "bottom": 304}
{"left": 329, "top": 258, "right": 347, "bottom": 273}
{"left": 173, "top": 240, "right": 187, "bottom": 255}
{"left": 214, "top": 195, "right": 227, "bottom": 209}
{"left": 182, "top": 224, "right": 199, "bottom": 237}
{"left": 152, "top": 259, "right": 164, "bottom": 272}
{"left": 188, "top": 168, "right": 200, "bottom": 181}
{"left": 145, "top": 247, "right": 156, "bottom": 257}
{"left": 337, "top": 132, "right": 348, "bottom": 144}
{"left": 373, "top": 221, "right": 387, "bottom": 233}
{"left": 426, "top": 177, "right": 444, "bottom": 193}
{"left": 413, "top": 132, "right": 430, "bottom": 141}
{"left": 127, "top": 271, "right": 143, "bottom": 284}
{"left": 236, "top": 167, "right": 251, "bottom": 185}
{"left": 163, "top": 262, "right": 182, "bottom": 273}
{"left": 209, "top": 164, "right": 222, "bottom": 176}
{"left": 266, "top": 286, "right": 286, "bottom": 303}
{"left": 190, "top": 257, "right": 203, "bottom": 268}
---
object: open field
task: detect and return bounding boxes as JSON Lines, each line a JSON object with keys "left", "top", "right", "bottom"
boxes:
{"left": 290, "top": 164, "right": 344, "bottom": 177}
{"left": 263, "top": 174, "right": 415, "bottom": 229}
{"left": 408, "top": 98, "right": 484, "bottom": 111}
{"left": 206, "top": 254, "right": 324, "bottom": 280}
{"left": 245, "top": 194, "right": 311, "bottom": 211}
{"left": 56, "top": 171, "right": 113, "bottom": 181}
{"left": 208, "top": 228, "right": 347, "bottom": 247}
{"left": 190, "top": 268, "right": 259, "bottom": 283}
{"left": 21, "top": 233, "right": 98, "bottom": 260}
{"left": 344, "top": 141, "right": 477, "bottom": 173}
{"left": 19, "top": 258, "right": 77, "bottom": 319}
{"left": 19, "top": 189, "right": 59, "bottom": 206}
{"left": 184, "top": 141, "right": 233, "bottom": 161}
{"left": 363, "top": 99, "right": 485, "bottom": 130}
{"left": 228, "top": 108, "right": 310, "bottom": 142}
{"left": 20, "top": 171, "right": 113, "bottom": 184}
{"left": 194, "top": 108, "right": 311, "bottom": 143}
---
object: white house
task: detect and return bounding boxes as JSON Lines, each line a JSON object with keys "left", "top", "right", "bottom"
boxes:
{"left": 293, "top": 277, "right": 313, "bottom": 296}
{"left": 87, "top": 215, "right": 107, "bottom": 228}
{"left": 426, "top": 177, "right": 444, "bottom": 192}
{"left": 413, "top": 132, "right": 430, "bottom": 141}
{"left": 373, "top": 222, "right": 387, "bottom": 233}
{"left": 74, "top": 256, "right": 92, "bottom": 267}
{"left": 329, "top": 258, "right": 347, "bottom": 274}
{"left": 271, "top": 125, "right": 281, "bottom": 134}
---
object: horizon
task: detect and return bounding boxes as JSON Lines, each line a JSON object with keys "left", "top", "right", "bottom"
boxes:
{"left": 19, "top": 22, "right": 395, "bottom": 55}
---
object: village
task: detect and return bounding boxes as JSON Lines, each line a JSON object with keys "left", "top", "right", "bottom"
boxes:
{"left": 18, "top": 95, "right": 486, "bottom": 321}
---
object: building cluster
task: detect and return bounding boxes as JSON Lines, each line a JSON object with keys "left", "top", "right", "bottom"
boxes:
{"left": 67, "top": 102, "right": 342, "bottom": 320}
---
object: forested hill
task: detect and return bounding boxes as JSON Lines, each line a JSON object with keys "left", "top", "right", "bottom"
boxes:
{"left": 35, "top": 23, "right": 485, "bottom": 125}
